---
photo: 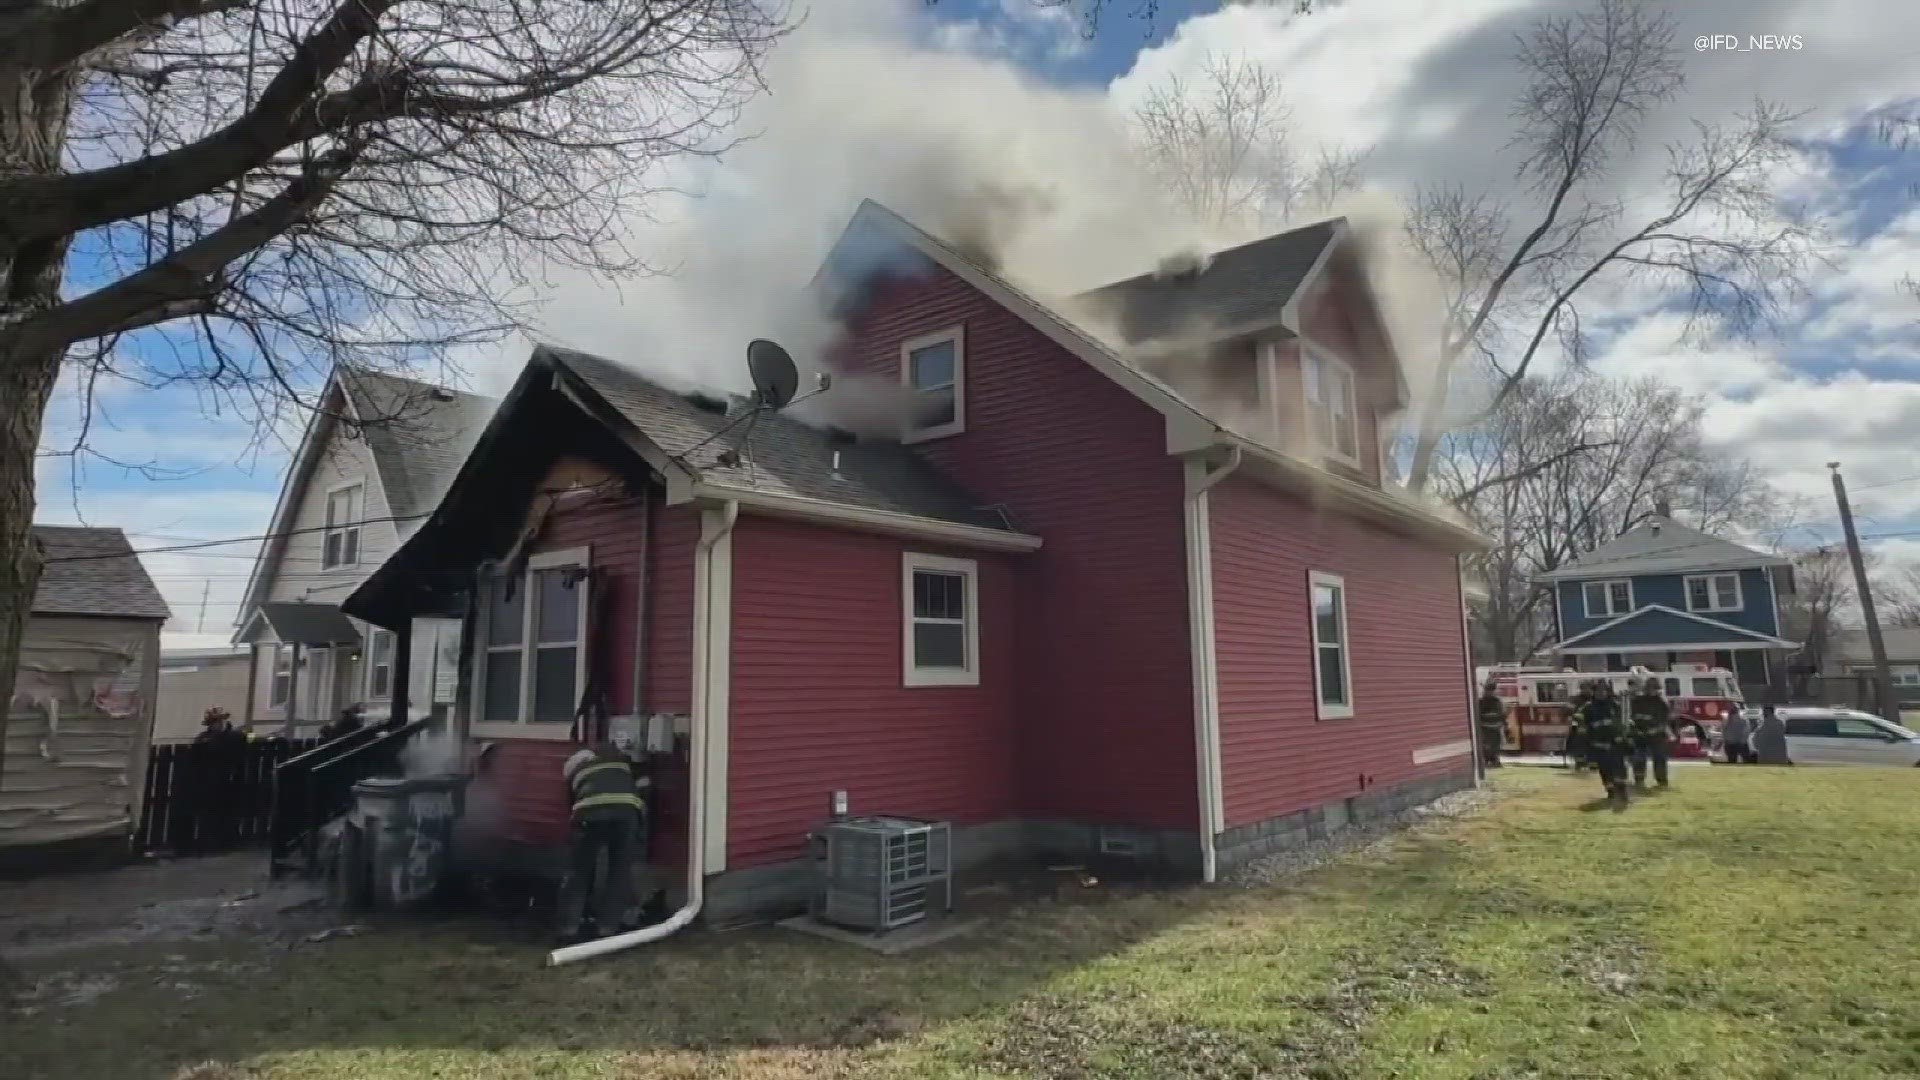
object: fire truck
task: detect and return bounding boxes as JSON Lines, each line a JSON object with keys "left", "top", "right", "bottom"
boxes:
{"left": 1494, "top": 664, "right": 1743, "bottom": 758}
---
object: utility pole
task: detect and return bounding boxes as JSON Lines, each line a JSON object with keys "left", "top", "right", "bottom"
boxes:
{"left": 1829, "top": 463, "right": 1900, "bottom": 722}
{"left": 195, "top": 580, "right": 211, "bottom": 634}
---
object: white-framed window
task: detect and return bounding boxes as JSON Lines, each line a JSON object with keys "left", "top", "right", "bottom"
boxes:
{"left": 1684, "top": 572, "right": 1743, "bottom": 613}
{"left": 1581, "top": 579, "right": 1634, "bottom": 618}
{"left": 270, "top": 646, "right": 293, "bottom": 706}
{"left": 367, "top": 629, "right": 395, "bottom": 699}
{"left": 1302, "top": 347, "right": 1359, "bottom": 465}
{"left": 1308, "top": 570, "right": 1354, "bottom": 719}
{"left": 903, "top": 553, "right": 979, "bottom": 687}
{"left": 322, "top": 482, "right": 364, "bottom": 569}
{"left": 901, "top": 327, "right": 965, "bottom": 442}
{"left": 1890, "top": 665, "right": 1920, "bottom": 687}
{"left": 475, "top": 548, "right": 591, "bottom": 725}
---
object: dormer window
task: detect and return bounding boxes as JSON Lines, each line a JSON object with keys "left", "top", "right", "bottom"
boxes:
{"left": 1302, "top": 347, "right": 1358, "bottom": 465}
{"left": 902, "top": 327, "right": 965, "bottom": 442}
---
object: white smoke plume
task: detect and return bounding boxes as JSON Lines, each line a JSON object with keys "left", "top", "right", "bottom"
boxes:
{"left": 460, "top": 0, "right": 1230, "bottom": 420}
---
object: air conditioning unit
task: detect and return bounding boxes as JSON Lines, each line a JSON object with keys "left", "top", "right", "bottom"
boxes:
{"left": 810, "top": 816, "right": 953, "bottom": 931}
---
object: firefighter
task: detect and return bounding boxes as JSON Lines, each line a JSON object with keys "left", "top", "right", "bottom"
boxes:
{"left": 1477, "top": 680, "right": 1507, "bottom": 769}
{"left": 1627, "top": 677, "right": 1675, "bottom": 790}
{"left": 1564, "top": 681, "right": 1593, "bottom": 772}
{"left": 556, "top": 742, "right": 652, "bottom": 946}
{"left": 1579, "top": 681, "right": 1634, "bottom": 811}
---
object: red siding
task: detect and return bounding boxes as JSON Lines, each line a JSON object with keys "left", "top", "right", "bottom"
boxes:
{"left": 466, "top": 468, "right": 699, "bottom": 866}
{"left": 1209, "top": 475, "right": 1471, "bottom": 827}
{"left": 726, "top": 515, "right": 1019, "bottom": 867}
{"left": 836, "top": 266, "right": 1196, "bottom": 829}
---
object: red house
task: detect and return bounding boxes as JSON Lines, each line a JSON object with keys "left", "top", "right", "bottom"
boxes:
{"left": 343, "top": 201, "right": 1488, "bottom": 924}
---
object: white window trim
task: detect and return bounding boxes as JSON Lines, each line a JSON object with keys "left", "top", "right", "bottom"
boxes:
{"left": 471, "top": 546, "right": 591, "bottom": 739}
{"left": 1684, "top": 572, "right": 1744, "bottom": 613}
{"left": 321, "top": 480, "right": 364, "bottom": 570}
{"left": 269, "top": 646, "right": 293, "bottom": 707}
{"left": 902, "top": 552, "right": 980, "bottom": 687}
{"left": 366, "top": 628, "right": 395, "bottom": 701}
{"left": 1582, "top": 579, "right": 1635, "bottom": 619}
{"left": 1308, "top": 570, "right": 1355, "bottom": 720}
{"left": 1300, "top": 343, "right": 1362, "bottom": 470}
{"left": 900, "top": 326, "right": 966, "bottom": 443}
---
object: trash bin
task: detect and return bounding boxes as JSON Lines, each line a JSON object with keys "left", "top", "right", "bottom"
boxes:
{"left": 350, "top": 773, "right": 466, "bottom": 913}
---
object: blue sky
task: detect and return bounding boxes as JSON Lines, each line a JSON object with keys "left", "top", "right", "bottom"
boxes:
{"left": 34, "top": 0, "right": 1920, "bottom": 642}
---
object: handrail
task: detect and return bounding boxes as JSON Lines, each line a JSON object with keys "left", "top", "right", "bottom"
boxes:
{"left": 269, "top": 718, "right": 431, "bottom": 876}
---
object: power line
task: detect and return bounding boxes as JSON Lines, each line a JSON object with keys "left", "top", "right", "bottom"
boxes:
{"left": 44, "top": 513, "right": 429, "bottom": 564}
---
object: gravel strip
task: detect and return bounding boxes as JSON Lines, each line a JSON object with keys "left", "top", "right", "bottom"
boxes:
{"left": 1222, "top": 784, "right": 1502, "bottom": 888}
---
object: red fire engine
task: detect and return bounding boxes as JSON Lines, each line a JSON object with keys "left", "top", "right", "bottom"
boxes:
{"left": 1495, "top": 664, "right": 1742, "bottom": 758}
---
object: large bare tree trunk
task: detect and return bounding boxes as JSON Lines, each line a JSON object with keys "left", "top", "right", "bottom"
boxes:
{"left": 0, "top": 61, "right": 78, "bottom": 789}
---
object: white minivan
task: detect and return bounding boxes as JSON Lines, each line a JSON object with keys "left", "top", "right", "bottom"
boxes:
{"left": 1738, "top": 706, "right": 1920, "bottom": 767}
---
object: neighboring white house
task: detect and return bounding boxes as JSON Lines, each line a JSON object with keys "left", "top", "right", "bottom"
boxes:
{"left": 1828, "top": 627, "right": 1920, "bottom": 707}
{"left": 154, "top": 637, "right": 253, "bottom": 743}
{"left": 231, "top": 369, "right": 494, "bottom": 735}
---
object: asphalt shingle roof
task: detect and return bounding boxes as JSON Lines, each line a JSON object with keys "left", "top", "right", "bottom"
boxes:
{"left": 1535, "top": 518, "right": 1789, "bottom": 581}
{"left": 340, "top": 371, "right": 498, "bottom": 520}
{"left": 31, "top": 526, "right": 171, "bottom": 619}
{"left": 544, "top": 347, "right": 1017, "bottom": 533}
{"left": 1072, "top": 219, "right": 1340, "bottom": 347}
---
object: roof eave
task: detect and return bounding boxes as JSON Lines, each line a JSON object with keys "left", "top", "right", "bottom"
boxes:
{"left": 696, "top": 482, "right": 1043, "bottom": 553}
{"left": 1223, "top": 435, "right": 1490, "bottom": 554}
{"left": 1534, "top": 557, "right": 1790, "bottom": 583}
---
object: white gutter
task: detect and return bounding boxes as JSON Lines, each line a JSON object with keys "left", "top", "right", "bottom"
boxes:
{"left": 548, "top": 499, "right": 739, "bottom": 966}
{"left": 1221, "top": 434, "right": 1488, "bottom": 553}
{"left": 692, "top": 484, "right": 1043, "bottom": 553}
{"left": 1184, "top": 447, "right": 1242, "bottom": 885}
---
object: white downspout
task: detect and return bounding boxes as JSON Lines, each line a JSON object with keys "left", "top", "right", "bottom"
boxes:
{"left": 1185, "top": 446, "right": 1242, "bottom": 885}
{"left": 549, "top": 499, "right": 739, "bottom": 966}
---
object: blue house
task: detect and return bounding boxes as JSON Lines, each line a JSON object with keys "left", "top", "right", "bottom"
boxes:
{"left": 1535, "top": 513, "right": 1798, "bottom": 690}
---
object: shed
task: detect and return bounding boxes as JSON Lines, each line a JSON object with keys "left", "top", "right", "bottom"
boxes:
{"left": 2, "top": 526, "right": 170, "bottom": 861}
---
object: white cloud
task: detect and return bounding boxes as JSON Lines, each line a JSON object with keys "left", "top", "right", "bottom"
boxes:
{"left": 1590, "top": 312, "right": 1790, "bottom": 395}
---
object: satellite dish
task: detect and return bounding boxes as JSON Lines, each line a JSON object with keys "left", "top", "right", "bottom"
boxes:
{"left": 746, "top": 339, "right": 799, "bottom": 410}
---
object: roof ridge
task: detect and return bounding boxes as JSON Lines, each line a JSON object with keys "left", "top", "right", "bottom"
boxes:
{"left": 1072, "top": 216, "right": 1344, "bottom": 299}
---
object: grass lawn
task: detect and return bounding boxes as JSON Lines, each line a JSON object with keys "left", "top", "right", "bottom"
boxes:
{"left": 8, "top": 766, "right": 1920, "bottom": 1080}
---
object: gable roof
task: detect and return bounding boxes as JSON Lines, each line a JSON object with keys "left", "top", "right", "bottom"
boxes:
{"left": 1535, "top": 518, "right": 1789, "bottom": 582}
{"left": 233, "top": 369, "right": 498, "bottom": 636}
{"left": 31, "top": 526, "right": 171, "bottom": 620}
{"left": 1551, "top": 603, "right": 1796, "bottom": 651}
{"left": 1073, "top": 221, "right": 1341, "bottom": 348}
{"left": 546, "top": 347, "right": 1017, "bottom": 531}
{"left": 814, "top": 200, "right": 1487, "bottom": 555}
{"left": 340, "top": 371, "right": 497, "bottom": 520}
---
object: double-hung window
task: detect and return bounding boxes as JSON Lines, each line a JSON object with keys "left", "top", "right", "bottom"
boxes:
{"left": 1309, "top": 571, "right": 1354, "bottom": 719}
{"left": 270, "top": 647, "right": 294, "bottom": 706}
{"left": 1684, "top": 573, "right": 1742, "bottom": 613}
{"left": 904, "top": 553, "right": 979, "bottom": 686}
{"left": 476, "top": 548, "right": 590, "bottom": 731}
{"left": 1302, "top": 348, "right": 1359, "bottom": 465}
{"left": 367, "top": 629, "right": 395, "bottom": 699}
{"left": 1582, "top": 579, "right": 1633, "bottom": 618}
{"left": 322, "top": 483, "right": 363, "bottom": 569}
{"left": 901, "top": 328, "right": 965, "bottom": 442}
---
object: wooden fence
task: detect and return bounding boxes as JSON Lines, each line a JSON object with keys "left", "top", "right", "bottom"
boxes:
{"left": 136, "top": 736, "right": 320, "bottom": 855}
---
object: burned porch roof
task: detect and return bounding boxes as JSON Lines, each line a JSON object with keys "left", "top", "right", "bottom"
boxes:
{"left": 1072, "top": 220, "right": 1340, "bottom": 347}
{"left": 547, "top": 347, "right": 1015, "bottom": 532}
{"left": 31, "top": 525, "right": 171, "bottom": 620}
